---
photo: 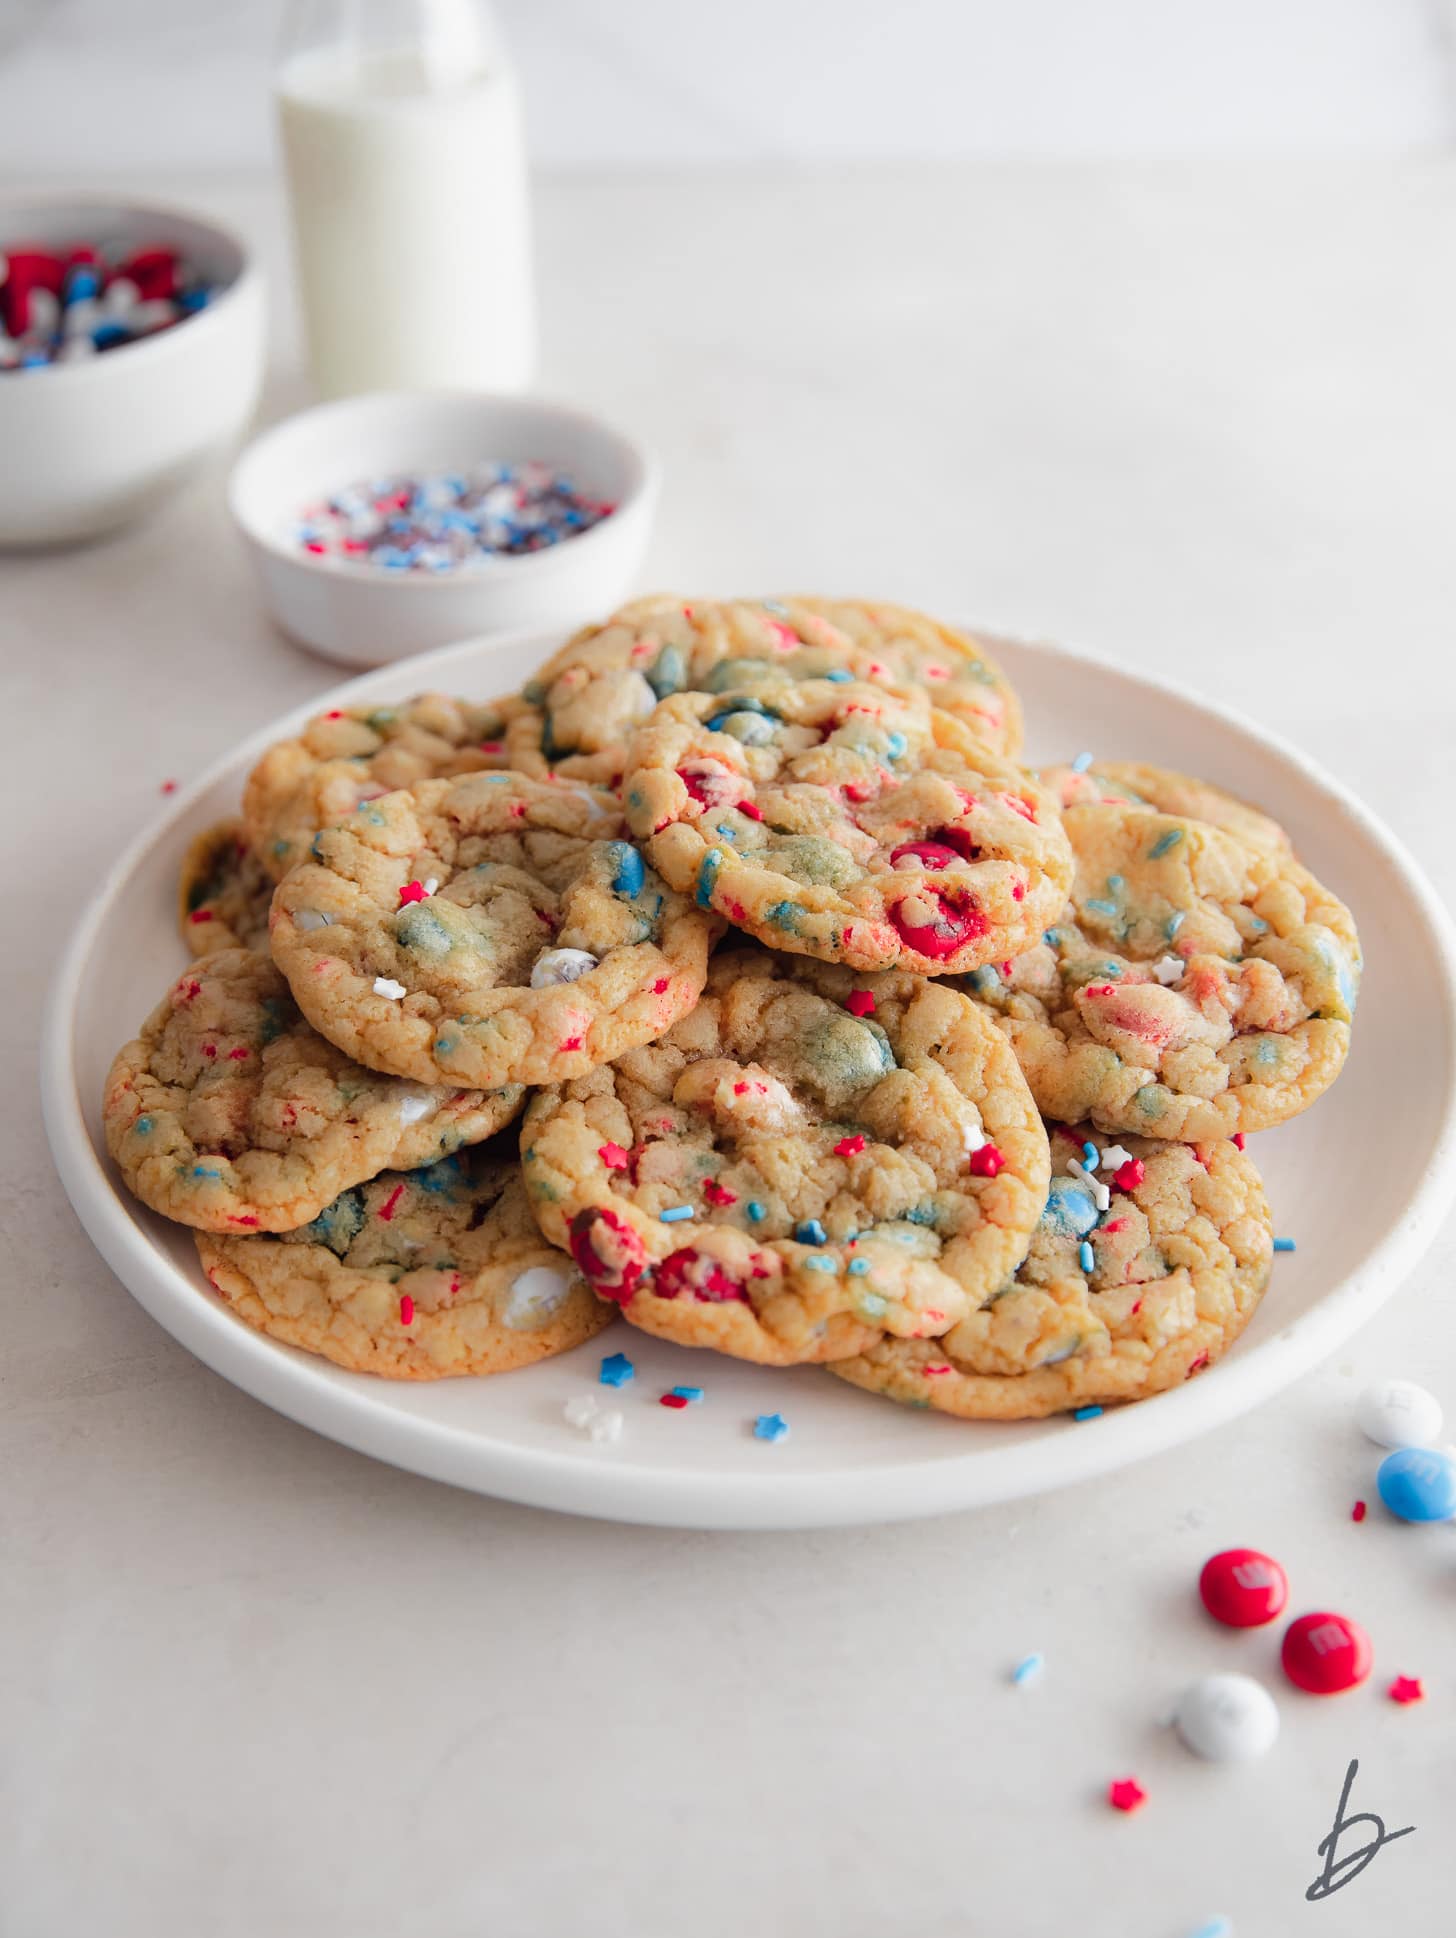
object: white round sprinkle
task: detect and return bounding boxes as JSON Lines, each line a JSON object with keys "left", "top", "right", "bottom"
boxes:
{"left": 503, "top": 1263, "right": 574, "bottom": 1329}
{"left": 1356, "top": 1378, "right": 1442, "bottom": 1450}
{"left": 530, "top": 947, "right": 599, "bottom": 989}
{"left": 373, "top": 976, "right": 407, "bottom": 1001}
{"left": 1151, "top": 954, "right": 1185, "bottom": 986}
{"left": 1173, "top": 1673, "right": 1279, "bottom": 1763}
{"left": 294, "top": 909, "right": 331, "bottom": 931}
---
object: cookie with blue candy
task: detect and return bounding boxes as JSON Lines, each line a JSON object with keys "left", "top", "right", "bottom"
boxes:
{"left": 269, "top": 771, "right": 713, "bottom": 1092}
{"left": 520, "top": 947, "right": 1049, "bottom": 1365}
{"left": 196, "top": 1138, "right": 612, "bottom": 1379}
{"left": 831, "top": 1122, "right": 1273, "bottom": 1418}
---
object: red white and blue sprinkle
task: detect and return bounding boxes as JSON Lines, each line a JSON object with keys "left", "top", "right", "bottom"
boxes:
{"left": 1073, "top": 1404, "right": 1103, "bottom": 1421}
{"left": 1273, "top": 1237, "right": 1296, "bottom": 1253}
{"left": 671, "top": 1384, "right": 704, "bottom": 1403}
{"left": 1011, "top": 1652, "right": 1045, "bottom": 1685}
{"left": 290, "top": 461, "right": 613, "bottom": 572}
{"left": 599, "top": 1351, "right": 634, "bottom": 1387}
{"left": 754, "top": 1412, "right": 790, "bottom": 1443}
{"left": 1078, "top": 1240, "right": 1095, "bottom": 1272}
{"left": 659, "top": 1204, "right": 694, "bottom": 1223}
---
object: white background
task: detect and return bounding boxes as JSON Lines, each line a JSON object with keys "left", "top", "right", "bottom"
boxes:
{"left": 5, "top": 0, "right": 1456, "bottom": 170}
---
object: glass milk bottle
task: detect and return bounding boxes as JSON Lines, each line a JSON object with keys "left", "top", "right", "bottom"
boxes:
{"left": 275, "top": 0, "right": 534, "bottom": 397}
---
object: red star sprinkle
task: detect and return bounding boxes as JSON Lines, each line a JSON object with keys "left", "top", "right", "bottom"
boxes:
{"left": 598, "top": 1143, "right": 630, "bottom": 1170}
{"left": 1108, "top": 1778, "right": 1147, "bottom": 1813}
{"left": 968, "top": 1144, "right": 1005, "bottom": 1179}
{"left": 845, "top": 990, "right": 876, "bottom": 1017}
{"left": 1114, "top": 1158, "right": 1146, "bottom": 1191}
{"left": 1388, "top": 1676, "right": 1424, "bottom": 1704}
{"left": 702, "top": 1180, "right": 737, "bottom": 1205}
{"left": 398, "top": 880, "right": 429, "bottom": 906}
{"left": 1352, "top": 1500, "right": 1367, "bottom": 1522}
{"left": 835, "top": 1135, "right": 866, "bottom": 1158}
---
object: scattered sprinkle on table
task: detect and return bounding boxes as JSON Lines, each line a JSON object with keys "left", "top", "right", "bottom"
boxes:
{"left": 289, "top": 461, "right": 613, "bottom": 572}
{"left": 1072, "top": 1405, "right": 1103, "bottom": 1422}
{"left": 754, "top": 1412, "right": 790, "bottom": 1443}
{"left": 1187, "top": 1919, "right": 1232, "bottom": 1938}
{"left": 671, "top": 1385, "right": 704, "bottom": 1403}
{"left": 1107, "top": 1777, "right": 1147, "bottom": 1813}
{"left": 1388, "top": 1675, "right": 1424, "bottom": 1704}
{"left": 1351, "top": 1499, "right": 1367, "bottom": 1522}
{"left": 1010, "top": 1652, "right": 1044, "bottom": 1686}
{"left": 659, "top": 1392, "right": 689, "bottom": 1409}
{"left": 1272, "top": 1237, "right": 1296, "bottom": 1253}
{"left": 599, "top": 1352, "right": 634, "bottom": 1387}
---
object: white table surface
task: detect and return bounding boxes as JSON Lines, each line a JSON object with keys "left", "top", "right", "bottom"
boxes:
{"left": 5, "top": 163, "right": 1455, "bottom": 1938}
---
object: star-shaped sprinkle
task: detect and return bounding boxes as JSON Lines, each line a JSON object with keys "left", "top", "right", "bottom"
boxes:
{"left": 598, "top": 1142, "right": 630, "bottom": 1170}
{"left": 1114, "top": 1158, "right": 1145, "bottom": 1192}
{"left": 754, "top": 1413, "right": 790, "bottom": 1443}
{"left": 1388, "top": 1676, "right": 1424, "bottom": 1705}
{"left": 398, "top": 880, "right": 429, "bottom": 906}
{"left": 373, "top": 976, "right": 406, "bottom": 1000}
{"left": 702, "top": 1179, "right": 737, "bottom": 1205}
{"left": 1108, "top": 1778, "right": 1147, "bottom": 1813}
{"left": 1099, "top": 1144, "right": 1133, "bottom": 1172}
{"left": 1151, "top": 954, "right": 1184, "bottom": 985}
{"left": 599, "top": 1352, "right": 634, "bottom": 1387}
{"left": 834, "top": 1135, "right": 866, "bottom": 1158}
{"left": 968, "top": 1144, "right": 1005, "bottom": 1178}
{"left": 845, "top": 990, "right": 876, "bottom": 1017}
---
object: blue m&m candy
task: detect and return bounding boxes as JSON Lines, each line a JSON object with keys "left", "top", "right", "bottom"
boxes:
{"left": 1376, "top": 1446, "right": 1456, "bottom": 1523}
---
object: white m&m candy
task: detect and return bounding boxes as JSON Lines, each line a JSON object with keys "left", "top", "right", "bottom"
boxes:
{"left": 530, "top": 947, "right": 599, "bottom": 989}
{"left": 1356, "top": 1378, "right": 1442, "bottom": 1450}
{"left": 1173, "top": 1674, "right": 1280, "bottom": 1763}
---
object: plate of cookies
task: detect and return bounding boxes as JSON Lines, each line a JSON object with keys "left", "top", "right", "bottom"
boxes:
{"left": 43, "top": 599, "right": 1456, "bottom": 1527}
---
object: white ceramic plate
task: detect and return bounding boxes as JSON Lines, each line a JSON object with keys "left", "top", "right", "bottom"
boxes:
{"left": 43, "top": 629, "right": 1456, "bottom": 1530}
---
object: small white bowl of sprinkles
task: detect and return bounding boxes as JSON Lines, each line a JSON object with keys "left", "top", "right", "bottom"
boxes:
{"left": 228, "top": 390, "right": 659, "bottom": 666}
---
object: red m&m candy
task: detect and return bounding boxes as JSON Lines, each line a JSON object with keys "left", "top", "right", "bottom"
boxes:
{"left": 1281, "top": 1612, "right": 1373, "bottom": 1695}
{"left": 1198, "top": 1548, "right": 1289, "bottom": 1628}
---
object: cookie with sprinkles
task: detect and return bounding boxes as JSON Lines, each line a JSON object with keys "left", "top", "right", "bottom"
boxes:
{"left": 622, "top": 679, "right": 1071, "bottom": 973}
{"left": 520, "top": 948, "right": 1049, "bottom": 1365}
{"left": 1039, "top": 758, "right": 1293, "bottom": 858}
{"left": 195, "top": 1143, "right": 612, "bottom": 1379}
{"left": 177, "top": 820, "right": 274, "bottom": 957}
{"left": 509, "top": 593, "right": 1023, "bottom": 783}
{"left": 103, "top": 947, "right": 524, "bottom": 1233}
{"left": 243, "top": 691, "right": 539, "bottom": 880}
{"left": 269, "top": 771, "right": 713, "bottom": 1091}
{"left": 831, "top": 1126, "right": 1272, "bottom": 1417}
{"left": 961, "top": 802, "right": 1359, "bottom": 1139}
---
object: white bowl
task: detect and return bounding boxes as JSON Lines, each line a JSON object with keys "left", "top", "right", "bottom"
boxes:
{"left": 0, "top": 196, "right": 264, "bottom": 546}
{"left": 41, "top": 630, "right": 1456, "bottom": 1529}
{"left": 228, "top": 391, "right": 659, "bottom": 666}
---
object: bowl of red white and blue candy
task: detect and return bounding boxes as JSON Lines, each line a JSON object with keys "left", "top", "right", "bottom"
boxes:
{"left": 228, "top": 389, "right": 659, "bottom": 666}
{"left": 0, "top": 196, "right": 263, "bottom": 545}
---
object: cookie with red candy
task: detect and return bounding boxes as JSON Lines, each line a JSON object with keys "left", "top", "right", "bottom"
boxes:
{"left": 621, "top": 678, "right": 1070, "bottom": 975}
{"left": 521, "top": 947, "right": 1049, "bottom": 1365}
